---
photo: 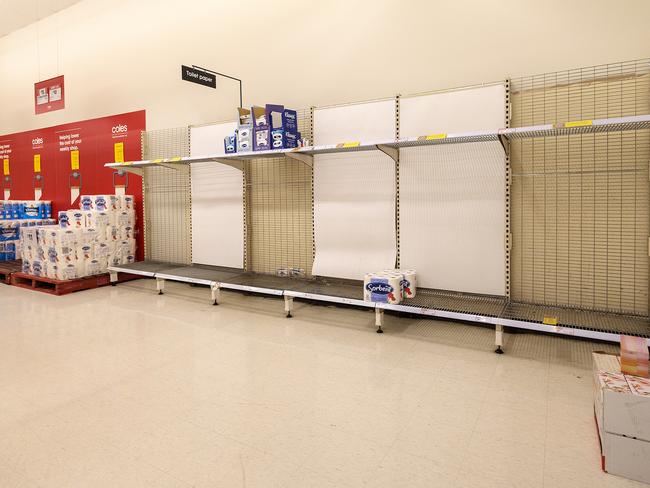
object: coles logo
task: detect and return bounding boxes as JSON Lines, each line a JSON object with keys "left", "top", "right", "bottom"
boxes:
{"left": 111, "top": 124, "right": 128, "bottom": 134}
{"left": 365, "top": 283, "right": 394, "bottom": 294}
{"left": 32, "top": 137, "right": 44, "bottom": 145}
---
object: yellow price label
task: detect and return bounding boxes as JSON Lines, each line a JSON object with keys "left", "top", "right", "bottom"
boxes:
{"left": 33, "top": 154, "right": 41, "bottom": 173}
{"left": 70, "top": 150, "right": 80, "bottom": 170}
{"left": 120, "top": 161, "right": 133, "bottom": 166}
{"left": 543, "top": 317, "right": 558, "bottom": 326}
{"left": 169, "top": 156, "right": 182, "bottom": 162}
{"left": 152, "top": 159, "right": 163, "bottom": 163}
{"left": 425, "top": 133, "right": 447, "bottom": 140}
{"left": 114, "top": 142, "right": 124, "bottom": 163}
{"left": 336, "top": 141, "right": 360, "bottom": 148}
{"left": 564, "top": 119, "right": 593, "bottom": 128}
{"left": 3, "top": 159, "right": 9, "bottom": 176}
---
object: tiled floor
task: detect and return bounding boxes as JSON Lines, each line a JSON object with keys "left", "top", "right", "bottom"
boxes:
{"left": 0, "top": 279, "right": 643, "bottom": 487}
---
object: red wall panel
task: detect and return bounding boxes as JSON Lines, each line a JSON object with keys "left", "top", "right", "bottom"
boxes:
{"left": 1, "top": 110, "right": 146, "bottom": 260}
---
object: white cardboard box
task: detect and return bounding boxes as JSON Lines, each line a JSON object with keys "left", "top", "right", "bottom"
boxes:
{"left": 593, "top": 352, "right": 650, "bottom": 484}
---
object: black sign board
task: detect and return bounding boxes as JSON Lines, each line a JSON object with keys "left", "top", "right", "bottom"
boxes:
{"left": 181, "top": 65, "right": 216, "bottom": 89}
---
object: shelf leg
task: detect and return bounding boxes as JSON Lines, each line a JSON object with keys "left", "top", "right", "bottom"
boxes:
{"left": 211, "top": 283, "right": 220, "bottom": 306}
{"left": 109, "top": 271, "right": 118, "bottom": 286}
{"left": 495, "top": 324, "right": 504, "bottom": 354}
{"left": 156, "top": 278, "right": 165, "bottom": 295}
{"left": 375, "top": 308, "right": 384, "bottom": 333}
{"left": 284, "top": 295, "right": 293, "bottom": 318}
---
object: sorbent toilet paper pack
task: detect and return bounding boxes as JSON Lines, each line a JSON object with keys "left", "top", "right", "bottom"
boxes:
{"left": 363, "top": 273, "right": 402, "bottom": 304}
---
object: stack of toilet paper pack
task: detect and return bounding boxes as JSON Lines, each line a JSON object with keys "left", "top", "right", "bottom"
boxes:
{"left": 20, "top": 194, "right": 136, "bottom": 280}
{"left": 363, "top": 269, "right": 417, "bottom": 304}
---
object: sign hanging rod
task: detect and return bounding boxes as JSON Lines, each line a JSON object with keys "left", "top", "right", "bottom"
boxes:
{"left": 192, "top": 65, "right": 243, "bottom": 109}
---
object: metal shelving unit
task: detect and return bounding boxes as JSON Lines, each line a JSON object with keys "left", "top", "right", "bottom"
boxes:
{"left": 106, "top": 115, "right": 650, "bottom": 172}
{"left": 108, "top": 261, "right": 650, "bottom": 343}
{"left": 107, "top": 112, "right": 650, "bottom": 349}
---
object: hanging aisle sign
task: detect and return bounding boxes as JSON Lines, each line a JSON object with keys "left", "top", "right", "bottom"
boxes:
{"left": 181, "top": 65, "right": 216, "bottom": 88}
{"left": 35, "top": 75, "right": 65, "bottom": 114}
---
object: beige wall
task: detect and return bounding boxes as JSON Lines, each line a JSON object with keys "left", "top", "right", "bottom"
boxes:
{"left": 1, "top": 0, "right": 650, "bottom": 133}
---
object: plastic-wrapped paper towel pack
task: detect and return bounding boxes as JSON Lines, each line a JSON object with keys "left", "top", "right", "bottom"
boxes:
{"left": 364, "top": 269, "right": 417, "bottom": 304}
{"left": 20, "top": 194, "right": 136, "bottom": 280}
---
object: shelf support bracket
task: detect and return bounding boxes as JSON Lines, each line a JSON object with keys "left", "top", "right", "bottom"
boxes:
{"left": 115, "top": 167, "right": 144, "bottom": 177}
{"left": 497, "top": 134, "right": 509, "bottom": 156}
{"left": 157, "top": 163, "right": 182, "bottom": 171}
{"left": 214, "top": 159, "right": 244, "bottom": 171}
{"left": 285, "top": 153, "right": 313, "bottom": 168}
{"left": 376, "top": 145, "right": 399, "bottom": 163}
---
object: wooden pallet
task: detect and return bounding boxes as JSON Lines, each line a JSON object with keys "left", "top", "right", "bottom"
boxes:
{"left": 0, "top": 260, "right": 22, "bottom": 285}
{"left": 10, "top": 271, "right": 139, "bottom": 296}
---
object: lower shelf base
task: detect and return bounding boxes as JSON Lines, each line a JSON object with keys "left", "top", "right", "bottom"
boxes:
{"left": 107, "top": 261, "right": 650, "bottom": 342}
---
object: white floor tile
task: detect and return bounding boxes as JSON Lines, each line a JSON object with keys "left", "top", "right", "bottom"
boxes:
{"left": 0, "top": 280, "right": 634, "bottom": 487}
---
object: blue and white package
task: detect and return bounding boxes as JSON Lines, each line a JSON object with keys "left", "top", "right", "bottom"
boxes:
{"left": 270, "top": 129, "right": 300, "bottom": 149}
{"left": 363, "top": 273, "right": 402, "bottom": 304}
{"left": 0, "top": 221, "right": 20, "bottom": 241}
{"left": 237, "top": 125, "right": 252, "bottom": 152}
{"left": 254, "top": 128, "right": 270, "bottom": 152}
{"left": 285, "top": 131, "right": 300, "bottom": 149}
{"left": 283, "top": 109, "right": 298, "bottom": 133}
{"left": 1, "top": 200, "right": 52, "bottom": 220}
{"left": 31, "top": 260, "right": 44, "bottom": 277}
{"left": 224, "top": 135, "right": 237, "bottom": 154}
{"left": 80, "top": 195, "right": 94, "bottom": 211}
{"left": 94, "top": 195, "right": 108, "bottom": 211}
{"left": 58, "top": 211, "right": 70, "bottom": 228}
{"left": 23, "top": 201, "right": 40, "bottom": 219}
{"left": 270, "top": 129, "right": 284, "bottom": 149}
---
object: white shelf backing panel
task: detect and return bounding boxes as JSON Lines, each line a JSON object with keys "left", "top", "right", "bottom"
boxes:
{"left": 400, "top": 142, "right": 507, "bottom": 295}
{"left": 399, "top": 85, "right": 507, "bottom": 295}
{"left": 400, "top": 84, "right": 507, "bottom": 136}
{"left": 313, "top": 99, "right": 397, "bottom": 144}
{"left": 312, "top": 99, "right": 397, "bottom": 280}
{"left": 190, "top": 122, "right": 244, "bottom": 269}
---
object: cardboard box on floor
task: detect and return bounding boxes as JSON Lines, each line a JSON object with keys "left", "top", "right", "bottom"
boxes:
{"left": 593, "top": 351, "right": 650, "bottom": 484}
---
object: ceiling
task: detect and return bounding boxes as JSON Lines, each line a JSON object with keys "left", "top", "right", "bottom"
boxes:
{"left": 0, "top": 0, "right": 83, "bottom": 38}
